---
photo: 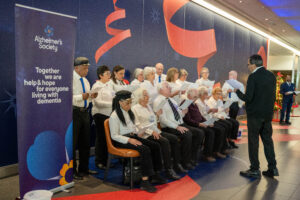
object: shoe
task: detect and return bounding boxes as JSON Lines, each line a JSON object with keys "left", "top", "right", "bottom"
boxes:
{"left": 165, "top": 169, "right": 180, "bottom": 180}
{"left": 73, "top": 172, "right": 83, "bottom": 180}
{"left": 182, "top": 163, "right": 195, "bottom": 170}
{"left": 140, "top": 180, "right": 157, "bottom": 193}
{"left": 174, "top": 164, "right": 188, "bottom": 174}
{"left": 151, "top": 173, "right": 168, "bottom": 184}
{"left": 205, "top": 156, "right": 216, "bottom": 162}
{"left": 229, "top": 141, "right": 239, "bottom": 149}
{"left": 81, "top": 169, "right": 99, "bottom": 176}
{"left": 262, "top": 168, "right": 279, "bottom": 178}
{"left": 222, "top": 149, "right": 231, "bottom": 155}
{"left": 215, "top": 152, "right": 226, "bottom": 159}
{"left": 279, "top": 121, "right": 285, "bottom": 125}
{"left": 96, "top": 163, "right": 106, "bottom": 170}
{"left": 285, "top": 121, "right": 291, "bottom": 125}
{"left": 240, "top": 169, "right": 261, "bottom": 179}
{"left": 190, "top": 160, "right": 198, "bottom": 167}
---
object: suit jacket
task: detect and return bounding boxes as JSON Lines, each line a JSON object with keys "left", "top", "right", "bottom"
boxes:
{"left": 236, "top": 67, "right": 276, "bottom": 121}
{"left": 280, "top": 82, "right": 295, "bottom": 102}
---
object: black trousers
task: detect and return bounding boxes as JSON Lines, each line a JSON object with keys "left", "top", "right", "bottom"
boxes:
{"left": 93, "top": 113, "right": 109, "bottom": 166}
{"left": 162, "top": 123, "right": 204, "bottom": 164}
{"left": 73, "top": 108, "right": 91, "bottom": 173}
{"left": 214, "top": 120, "right": 230, "bottom": 151}
{"left": 247, "top": 117, "right": 277, "bottom": 170}
{"left": 229, "top": 102, "right": 240, "bottom": 119}
{"left": 215, "top": 118, "right": 239, "bottom": 140}
{"left": 198, "top": 126, "right": 226, "bottom": 156}
{"left": 113, "top": 135, "right": 163, "bottom": 177}
{"left": 148, "top": 134, "right": 172, "bottom": 170}
{"left": 161, "top": 132, "right": 181, "bottom": 166}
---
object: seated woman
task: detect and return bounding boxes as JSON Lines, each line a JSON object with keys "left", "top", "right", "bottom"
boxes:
{"left": 91, "top": 65, "right": 114, "bottom": 170}
{"left": 206, "top": 87, "right": 240, "bottom": 149}
{"left": 140, "top": 66, "right": 158, "bottom": 106}
{"left": 109, "top": 65, "right": 138, "bottom": 92}
{"left": 166, "top": 67, "right": 183, "bottom": 105}
{"left": 131, "top": 68, "right": 144, "bottom": 86}
{"left": 183, "top": 88, "right": 227, "bottom": 162}
{"left": 109, "top": 90, "right": 166, "bottom": 193}
{"left": 132, "top": 88, "right": 181, "bottom": 180}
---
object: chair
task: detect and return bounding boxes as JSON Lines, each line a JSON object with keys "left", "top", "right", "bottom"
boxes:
{"left": 103, "top": 119, "right": 140, "bottom": 189}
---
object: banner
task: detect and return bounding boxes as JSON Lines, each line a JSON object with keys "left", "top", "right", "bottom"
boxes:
{"left": 15, "top": 4, "right": 76, "bottom": 198}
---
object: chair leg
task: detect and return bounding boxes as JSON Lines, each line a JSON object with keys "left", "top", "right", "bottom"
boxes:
{"left": 104, "top": 154, "right": 112, "bottom": 181}
{"left": 130, "top": 157, "right": 133, "bottom": 189}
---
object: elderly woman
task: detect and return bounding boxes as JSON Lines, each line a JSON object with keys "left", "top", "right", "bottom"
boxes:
{"left": 109, "top": 65, "right": 138, "bottom": 92}
{"left": 196, "top": 86, "right": 231, "bottom": 154}
{"left": 91, "top": 65, "right": 114, "bottom": 170}
{"left": 183, "top": 88, "right": 227, "bottom": 161}
{"left": 196, "top": 67, "right": 214, "bottom": 96}
{"left": 132, "top": 88, "right": 180, "bottom": 180}
{"left": 166, "top": 67, "right": 182, "bottom": 104}
{"left": 206, "top": 87, "right": 240, "bottom": 149}
{"left": 131, "top": 68, "right": 144, "bottom": 86}
{"left": 109, "top": 90, "right": 167, "bottom": 193}
{"left": 176, "top": 69, "right": 188, "bottom": 86}
{"left": 140, "top": 66, "right": 158, "bottom": 105}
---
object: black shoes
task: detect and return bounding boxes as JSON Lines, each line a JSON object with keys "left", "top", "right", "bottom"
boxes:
{"left": 182, "top": 163, "right": 195, "bottom": 170}
{"left": 165, "top": 169, "right": 181, "bottom": 180}
{"left": 151, "top": 173, "right": 168, "bottom": 184}
{"left": 240, "top": 169, "right": 261, "bottom": 179}
{"left": 96, "top": 163, "right": 106, "bottom": 170}
{"left": 140, "top": 180, "right": 157, "bottom": 193}
{"left": 285, "top": 121, "right": 291, "bottom": 125}
{"left": 81, "top": 169, "right": 99, "bottom": 176}
{"left": 262, "top": 168, "right": 279, "bottom": 178}
{"left": 229, "top": 141, "right": 239, "bottom": 149}
{"left": 280, "top": 121, "right": 291, "bottom": 125}
{"left": 174, "top": 164, "right": 188, "bottom": 174}
{"left": 73, "top": 172, "right": 83, "bottom": 180}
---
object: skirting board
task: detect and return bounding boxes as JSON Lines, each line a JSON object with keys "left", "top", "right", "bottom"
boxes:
{"left": 0, "top": 163, "right": 18, "bottom": 179}
{"left": 50, "top": 182, "right": 74, "bottom": 194}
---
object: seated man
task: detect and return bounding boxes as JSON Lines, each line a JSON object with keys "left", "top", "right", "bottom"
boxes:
{"left": 206, "top": 87, "right": 240, "bottom": 149}
{"left": 183, "top": 88, "right": 227, "bottom": 162}
{"left": 153, "top": 82, "right": 204, "bottom": 170}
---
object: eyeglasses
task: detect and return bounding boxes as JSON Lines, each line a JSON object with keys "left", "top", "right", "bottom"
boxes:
{"left": 121, "top": 98, "right": 132, "bottom": 105}
{"left": 104, "top": 72, "right": 111, "bottom": 76}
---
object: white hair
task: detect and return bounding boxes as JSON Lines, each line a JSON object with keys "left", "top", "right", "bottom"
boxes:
{"left": 187, "top": 88, "right": 198, "bottom": 97}
{"left": 133, "top": 68, "right": 143, "bottom": 79}
{"left": 157, "top": 81, "right": 168, "bottom": 94}
{"left": 143, "top": 66, "right": 156, "bottom": 80}
{"left": 132, "top": 87, "right": 147, "bottom": 105}
{"left": 198, "top": 86, "right": 208, "bottom": 97}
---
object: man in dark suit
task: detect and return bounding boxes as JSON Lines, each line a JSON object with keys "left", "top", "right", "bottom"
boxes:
{"left": 280, "top": 75, "right": 295, "bottom": 125}
{"left": 235, "top": 54, "right": 279, "bottom": 178}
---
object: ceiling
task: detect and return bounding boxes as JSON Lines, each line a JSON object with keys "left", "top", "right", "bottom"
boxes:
{"left": 199, "top": 0, "right": 300, "bottom": 56}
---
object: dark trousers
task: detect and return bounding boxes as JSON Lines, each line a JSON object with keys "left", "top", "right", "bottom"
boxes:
{"left": 161, "top": 132, "right": 181, "bottom": 166}
{"left": 229, "top": 102, "right": 240, "bottom": 119}
{"left": 199, "top": 126, "right": 226, "bottom": 156}
{"left": 214, "top": 120, "right": 231, "bottom": 150}
{"left": 227, "top": 118, "right": 239, "bottom": 139}
{"left": 73, "top": 109, "right": 91, "bottom": 173}
{"left": 114, "top": 135, "right": 162, "bottom": 176}
{"left": 280, "top": 99, "right": 293, "bottom": 122}
{"left": 93, "top": 113, "right": 109, "bottom": 166}
{"left": 148, "top": 134, "right": 172, "bottom": 170}
{"left": 247, "top": 117, "right": 277, "bottom": 170}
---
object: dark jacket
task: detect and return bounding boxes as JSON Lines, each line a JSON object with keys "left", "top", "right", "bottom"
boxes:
{"left": 280, "top": 82, "right": 295, "bottom": 102}
{"left": 183, "top": 103, "right": 206, "bottom": 127}
{"left": 236, "top": 67, "right": 276, "bottom": 121}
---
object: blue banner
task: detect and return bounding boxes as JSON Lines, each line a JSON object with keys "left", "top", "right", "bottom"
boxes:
{"left": 15, "top": 4, "right": 76, "bottom": 197}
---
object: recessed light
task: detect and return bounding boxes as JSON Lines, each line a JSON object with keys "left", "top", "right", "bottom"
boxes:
{"left": 239, "top": 1, "right": 243, "bottom": 3}
{"left": 265, "top": 18, "right": 269, "bottom": 21}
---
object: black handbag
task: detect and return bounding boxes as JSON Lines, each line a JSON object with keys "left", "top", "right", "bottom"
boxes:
{"left": 123, "top": 158, "right": 142, "bottom": 185}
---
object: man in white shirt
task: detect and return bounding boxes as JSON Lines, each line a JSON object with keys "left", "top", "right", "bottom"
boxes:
{"left": 73, "top": 57, "right": 98, "bottom": 179}
{"left": 154, "top": 63, "right": 166, "bottom": 84}
{"left": 153, "top": 82, "right": 204, "bottom": 170}
{"left": 222, "top": 70, "right": 245, "bottom": 119}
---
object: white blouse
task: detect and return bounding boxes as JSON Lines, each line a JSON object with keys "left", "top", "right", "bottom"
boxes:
{"left": 130, "top": 79, "right": 142, "bottom": 86}
{"left": 91, "top": 81, "right": 114, "bottom": 116}
{"left": 168, "top": 81, "right": 183, "bottom": 105}
{"left": 140, "top": 80, "right": 158, "bottom": 105}
{"left": 109, "top": 109, "right": 138, "bottom": 144}
{"left": 108, "top": 79, "right": 139, "bottom": 92}
{"left": 206, "top": 96, "right": 229, "bottom": 119}
{"left": 196, "top": 78, "right": 214, "bottom": 96}
{"left": 132, "top": 103, "right": 161, "bottom": 139}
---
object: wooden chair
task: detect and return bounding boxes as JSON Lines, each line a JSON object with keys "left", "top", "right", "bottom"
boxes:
{"left": 103, "top": 119, "right": 140, "bottom": 189}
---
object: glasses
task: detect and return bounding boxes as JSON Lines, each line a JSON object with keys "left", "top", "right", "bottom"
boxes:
{"left": 121, "top": 98, "right": 132, "bottom": 105}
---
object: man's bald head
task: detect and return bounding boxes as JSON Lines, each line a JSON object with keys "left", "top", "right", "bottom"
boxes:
{"left": 229, "top": 70, "right": 238, "bottom": 80}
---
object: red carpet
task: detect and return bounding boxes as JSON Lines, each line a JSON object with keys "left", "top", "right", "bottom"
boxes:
{"left": 53, "top": 176, "right": 201, "bottom": 200}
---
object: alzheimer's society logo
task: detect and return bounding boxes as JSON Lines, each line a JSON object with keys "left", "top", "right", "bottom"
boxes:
{"left": 34, "top": 25, "right": 63, "bottom": 52}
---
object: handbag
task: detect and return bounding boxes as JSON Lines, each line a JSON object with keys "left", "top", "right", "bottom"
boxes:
{"left": 123, "top": 158, "right": 142, "bottom": 185}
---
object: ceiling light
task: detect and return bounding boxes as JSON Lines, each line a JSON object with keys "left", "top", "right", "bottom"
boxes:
{"left": 265, "top": 18, "right": 269, "bottom": 21}
{"left": 239, "top": 1, "right": 243, "bottom": 3}
{"left": 191, "top": 0, "right": 300, "bottom": 55}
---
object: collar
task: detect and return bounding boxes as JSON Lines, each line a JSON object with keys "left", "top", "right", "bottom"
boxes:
{"left": 252, "top": 66, "right": 264, "bottom": 74}
{"left": 73, "top": 70, "right": 82, "bottom": 80}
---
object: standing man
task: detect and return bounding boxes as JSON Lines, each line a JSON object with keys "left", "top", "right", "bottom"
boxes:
{"left": 222, "top": 70, "right": 245, "bottom": 119}
{"left": 155, "top": 63, "right": 166, "bottom": 84}
{"left": 280, "top": 75, "right": 295, "bottom": 125}
{"left": 235, "top": 54, "right": 278, "bottom": 178}
{"left": 73, "top": 57, "right": 98, "bottom": 179}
